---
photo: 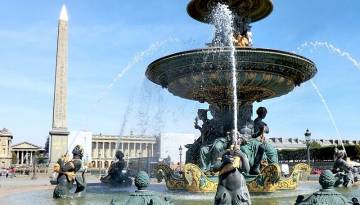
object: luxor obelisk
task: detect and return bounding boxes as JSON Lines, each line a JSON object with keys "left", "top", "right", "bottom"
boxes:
{"left": 49, "top": 5, "right": 70, "bottom": 164}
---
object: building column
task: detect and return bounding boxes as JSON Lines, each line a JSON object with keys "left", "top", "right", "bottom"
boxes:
{"left": 21, "top": 151, "right": 24, "bottom": 165}
{"left": 30, "top": 151, "right": 33, "bottom": 165}
{"left": 97, "top": 142, "right": 100, "bottom": 159}
{"left": 17, "top": 151, "right": 19, "bottom": 165}
{"left": 93, "top": 142, "right": 97, "bottom": 160}
{"left": 127, "top": 142, "right": 130, "bottom": 157}
{"left": 96, "top": 142, "right": 100, "bottom": 159}
{"left": 109, "top": 142, "right": 112, "bottom": 158}
{"left": 151, "top": 144, "right": 154, "bottom": 157}
{"left": 107, "top": 143, "right": 110, "bottom": 158}
{"left": 102, "top": 142, "right": 105, "bottom": 159}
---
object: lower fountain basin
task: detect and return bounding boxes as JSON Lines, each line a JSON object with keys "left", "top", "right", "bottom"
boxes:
{"left": 3, "top": 182, "right": 360, "bottom": 205}
{"left": 146, "top": 47, "right": 317, "bottom": 104}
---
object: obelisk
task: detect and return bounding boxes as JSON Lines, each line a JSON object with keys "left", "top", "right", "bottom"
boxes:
{"left": 49, "top": 5, "right": 70, "bottom": 164}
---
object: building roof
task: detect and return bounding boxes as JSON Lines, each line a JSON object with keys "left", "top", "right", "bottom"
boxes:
{"left": 0, "top": 128, "right": 13, "bottom": 139}
{"left": 11, "top": 141, "right": 43, "bottom": 150}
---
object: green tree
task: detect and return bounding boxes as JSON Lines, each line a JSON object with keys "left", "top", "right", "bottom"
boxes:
{"left": 310, "top": 141, "right": 322, "bottom": 149}
{"left": 11, "top": 153, "right": 17, "bottom": 165}
{"left": 354, "top": 145, "right": 360, "bottom": 159}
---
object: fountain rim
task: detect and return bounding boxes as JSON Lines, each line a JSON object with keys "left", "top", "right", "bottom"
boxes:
{"left": 146, "top": 47, "right": 316, "bottom": 77}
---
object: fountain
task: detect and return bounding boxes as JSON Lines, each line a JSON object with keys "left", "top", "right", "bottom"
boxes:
{"left": 147, "top": 0, "right": 316, "bottom": 193}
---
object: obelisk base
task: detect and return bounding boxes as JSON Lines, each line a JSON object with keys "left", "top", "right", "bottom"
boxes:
{"left": 49, "top": 129, "right": 69, "bottom": 166}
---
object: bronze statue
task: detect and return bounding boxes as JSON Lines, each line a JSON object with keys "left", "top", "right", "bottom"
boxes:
{"left": 186, "top": 108, "right": 230, "bottom": 172}
{"left": 295, "top": 170, "right": 358, "bottom": 205}
{"left": 53, "top": 145, "right": 86, "bottom": 198}
{"left": 333, "top": 148, "right": 354, "bottom": 188}
{"left": 101, "top": 150, "right": 132, "bottom": 186}
{"left": 214, "top": 144, "right": 251, "bottom": 205}
{"left": 197, "top": 109, "right": 230, "bottom": 172}
{"left": 240, "top": 107, "right": 278, "bottom": 175}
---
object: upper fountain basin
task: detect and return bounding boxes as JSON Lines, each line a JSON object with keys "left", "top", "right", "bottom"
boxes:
{"left": 146, "top": 47, "right": 317, "bottom": 104}
{"left": 187, "top": 0, "right": 273, "bottom": 23}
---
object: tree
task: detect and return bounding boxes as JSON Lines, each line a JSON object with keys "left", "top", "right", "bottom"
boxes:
{"left": 44, "top": 136, "right": 49, "bottom": 156}
{"left": 11, "top": 153, "right": 17, "bottom": 165}
{"left": 310, "top": 141, "right": 322, "bottom": 149}
{"left": 354, "top": 145, "right": 360, "bottom": 159}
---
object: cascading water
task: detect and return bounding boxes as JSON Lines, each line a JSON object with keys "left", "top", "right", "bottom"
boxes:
{"left": 81, "top": 38, "right": 178, "bottom": 131}
{"left": 297, "top": 41, "right": 360, "bottom": 72}
{"left": 211, "top": 4, "right": 238, "bottom": 132}
{"left": 294, "top": 41, "right": 360, "bottom": 152}
{"left": 310, "top": 80, "right": 346, "bottom": 151}
{"left": 96, "top": 37, "right": 179, "bottom": 105}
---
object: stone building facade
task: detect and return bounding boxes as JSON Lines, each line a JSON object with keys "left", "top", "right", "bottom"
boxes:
{"left": 268, "top": 137, "right": 360, "bottom": 150}
{"left": 91, "top": 133, "right": 159, "bottom": 169}
{"left": 0, "top": 128, "right": 13, "bottom": 168}
{"left": 11, "top": 142, "right": 44, "bottom": 167}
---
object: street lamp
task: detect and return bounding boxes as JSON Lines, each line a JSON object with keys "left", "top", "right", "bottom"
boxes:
{"left": 179, "top": 145, "right": 183, "bottom": 172}
{"left": 305, "top": 129, "right": 312, "bottom": 167}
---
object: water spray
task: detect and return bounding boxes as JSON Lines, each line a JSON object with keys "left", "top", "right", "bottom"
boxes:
{"left": 295, "top": 41, "right": 354, "bottom": 152}
{"left": 211, "top": 4, "right": 238, "bottom": 135}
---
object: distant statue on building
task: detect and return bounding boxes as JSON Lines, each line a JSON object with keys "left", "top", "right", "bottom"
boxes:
{"left": 100, "top": 150, "right": 132, "bottom": 186}
{"left": 53, "top": 145, "right": 86, "bottom": 198}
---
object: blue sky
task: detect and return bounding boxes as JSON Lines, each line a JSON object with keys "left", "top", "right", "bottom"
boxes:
{"left": 1, "top": 0, "right": 360, "bottom": 146}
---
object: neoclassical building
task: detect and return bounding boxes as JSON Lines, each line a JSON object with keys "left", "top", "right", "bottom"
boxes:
{"left": 0, "top": 128, "right": 13, "bottom": 168}
{"left": 11, "top": 142, "right": 44, "bottom": 167}
{"left": 91, "top": 133, "right": 159, "bottom": 169}
{"left": 268, "top": 137, "right": 360, "bottom": 150}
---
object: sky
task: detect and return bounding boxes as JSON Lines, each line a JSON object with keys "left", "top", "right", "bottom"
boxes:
{"left": 1, "top": 0, "right": 360, "bottom": 147}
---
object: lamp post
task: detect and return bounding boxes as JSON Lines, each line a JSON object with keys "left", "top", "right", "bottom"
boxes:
{"left": 146, "top": 144, "right": 150, "bottom": 175}
{"left": 305, "top": 129, "right": 312, "bottom": 167}
{"left": 179, "top": 145, "right": 183, "bottom": 172}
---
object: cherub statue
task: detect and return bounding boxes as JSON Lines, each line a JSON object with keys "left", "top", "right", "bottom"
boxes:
{"left": 214, "top": 137, "right": 251, "bottom": 205}
{"left": 233, "top": 31, "right": 252, "bottom": 47}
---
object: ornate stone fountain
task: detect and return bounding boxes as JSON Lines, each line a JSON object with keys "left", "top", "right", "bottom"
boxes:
{"left": 147, "top": 0, "right": 316, "bottom": 193}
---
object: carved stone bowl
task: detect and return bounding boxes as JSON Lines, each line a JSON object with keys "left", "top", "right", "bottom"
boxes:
{"left": 146, "top": 47, "right": 316, "bottom": 105}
